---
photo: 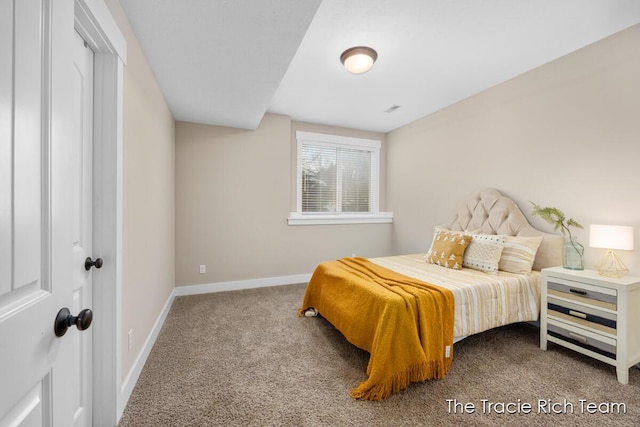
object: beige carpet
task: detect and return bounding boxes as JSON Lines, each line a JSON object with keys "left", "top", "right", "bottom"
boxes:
{"left": 118, "top": 283, "right": 640, "bottom": 426}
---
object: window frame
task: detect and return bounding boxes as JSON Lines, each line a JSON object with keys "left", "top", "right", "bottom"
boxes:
{"left": 288, "top": 131, "right": 393, "bottom": 225}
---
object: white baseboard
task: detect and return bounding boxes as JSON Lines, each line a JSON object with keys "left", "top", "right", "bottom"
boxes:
{"left": 174, "top": 273, "right": 312, "bottom": 296}
{"left": 117, "top": 273, "right": 311, "bottom": 419}
{"left": 118, "top": 288, "right": 176, "bottom": 418}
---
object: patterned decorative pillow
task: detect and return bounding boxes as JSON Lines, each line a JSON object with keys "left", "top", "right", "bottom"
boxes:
{"left": 463, "top": 234, "right": 506, "bottom": 273}
{"left": 498, "top": 235, "right": 544, "bottom": 274}
{"left": 426, "top": 229, "right": 471, "bottom": 270}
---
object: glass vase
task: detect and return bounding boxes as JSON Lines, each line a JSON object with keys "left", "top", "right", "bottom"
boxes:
{"left": 563, "top": 237, "right": 584, "bottom": 270}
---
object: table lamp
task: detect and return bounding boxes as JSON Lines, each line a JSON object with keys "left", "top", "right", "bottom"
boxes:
{"left": 589, "top": 224, "right": 634, "bottom": 278}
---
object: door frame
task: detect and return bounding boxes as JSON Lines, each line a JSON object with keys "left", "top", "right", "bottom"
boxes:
{"left": 73, "top": 1, "right": 126, "bottom": 425}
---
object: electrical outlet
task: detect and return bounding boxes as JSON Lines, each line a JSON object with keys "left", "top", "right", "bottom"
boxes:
{"left": 128, "top": 329, "right": 133, "bottom": 351}
{"left": 199, "top": 264, "right": 206, "bottom": 274}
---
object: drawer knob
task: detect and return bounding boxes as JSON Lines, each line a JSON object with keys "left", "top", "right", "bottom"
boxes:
{"left": 568, "top": 310, "right": 587, "bottom": 319}
{"left": 569, "top": 288, "right": 587, "bottom": 296}
{"left": 568, "top": 332, "right": 588, "bottom": 344}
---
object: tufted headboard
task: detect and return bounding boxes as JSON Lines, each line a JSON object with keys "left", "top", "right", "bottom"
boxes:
{"left": 441, "top": 188, "right": 563, "bottom": 271}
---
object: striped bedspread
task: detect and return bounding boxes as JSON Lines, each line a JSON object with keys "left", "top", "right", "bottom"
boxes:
{"left": 369, "top": 254, "right": 541, "bottom": 339}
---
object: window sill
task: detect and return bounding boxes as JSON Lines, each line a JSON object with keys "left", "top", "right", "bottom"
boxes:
{"left": 287, "top": 212, "right": 393, "bottom": 226}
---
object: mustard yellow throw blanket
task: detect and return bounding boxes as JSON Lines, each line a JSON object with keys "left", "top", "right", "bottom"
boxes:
{"left": 298, "top": 257, "right": 455, "bottom": 400}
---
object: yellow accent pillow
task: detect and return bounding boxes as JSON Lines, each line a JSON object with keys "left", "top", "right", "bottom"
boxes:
{"left": 426, "top": 229, "right": 472, "bottom": 270}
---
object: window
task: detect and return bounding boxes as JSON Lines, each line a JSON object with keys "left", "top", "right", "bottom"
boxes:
{"left": 288, "top": 131, "right": 392, "bottom": 225}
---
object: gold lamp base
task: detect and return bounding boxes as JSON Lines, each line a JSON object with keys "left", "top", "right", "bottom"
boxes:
{"left": 594, "top": 250, "right": 629, "bottom": 278}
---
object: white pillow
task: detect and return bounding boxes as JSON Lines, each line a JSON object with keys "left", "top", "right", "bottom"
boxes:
{"left": 498, "top": 235, "right": 543, "bottom": 274}
{"left": 462, "top": 234, "right": 505, "bottom": 273}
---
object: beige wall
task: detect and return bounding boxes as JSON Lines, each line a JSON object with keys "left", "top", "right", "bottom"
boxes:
{"left": 105, "top": 0, "right": 176, "bottom": 382}
{"left": 175, "top": 115, "right": 392, "bottom": 286}
{"left": 387, "top": 24, "right": 640, "bottom": 275}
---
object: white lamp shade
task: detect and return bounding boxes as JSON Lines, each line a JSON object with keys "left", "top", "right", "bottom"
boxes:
{"left": 589, "top": 224, "right": 634, "bottom": 250}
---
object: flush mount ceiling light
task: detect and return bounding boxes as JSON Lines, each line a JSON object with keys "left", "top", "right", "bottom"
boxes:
{"left": 340, "top": 46, "right": 377, "bottom": 74}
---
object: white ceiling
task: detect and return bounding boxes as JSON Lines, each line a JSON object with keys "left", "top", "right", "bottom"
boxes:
{"left": 119, "top": 0, "right": 640, "bottom": 133}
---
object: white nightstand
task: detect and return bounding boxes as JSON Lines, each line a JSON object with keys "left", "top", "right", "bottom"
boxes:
{"left": 540, "top": 266, "right": 640, "bottom": 384}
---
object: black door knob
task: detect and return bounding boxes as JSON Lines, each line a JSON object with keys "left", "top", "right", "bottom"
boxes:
{"left": 85, "top": 257, "right": 103, "bottom": 271}
{"left": 54, "top": 307, "right": 93, "bottom": 337}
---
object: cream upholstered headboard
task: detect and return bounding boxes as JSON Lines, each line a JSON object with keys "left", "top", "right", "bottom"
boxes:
{"left": 441, "top": 188, "right": 563, "bottom": 271}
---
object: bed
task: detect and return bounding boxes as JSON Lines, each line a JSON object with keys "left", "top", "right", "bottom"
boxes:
{"left": 298, "top": 188, "right": 563, "bottom": 400}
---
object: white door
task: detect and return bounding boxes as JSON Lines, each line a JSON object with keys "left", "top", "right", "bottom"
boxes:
{"left": 71, "top": 29, "right": 95, "bottom": 427}
{"left": 0, "top": 0, "right": 88, "bottom": 426}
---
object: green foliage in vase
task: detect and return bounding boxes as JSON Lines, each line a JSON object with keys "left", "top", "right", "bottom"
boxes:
{"left": 530, "top": 202, "right": 583, "bottom": 242}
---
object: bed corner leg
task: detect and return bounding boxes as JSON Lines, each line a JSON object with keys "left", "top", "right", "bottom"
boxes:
{"left": 303, "top": 308, "right": 318, "bottom": 317}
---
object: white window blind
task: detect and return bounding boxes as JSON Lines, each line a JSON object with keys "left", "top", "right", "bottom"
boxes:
{"left": 289, "top": 132, "right": 392, "bottom": 225}
{"left": 301, "top": 144, "right": 372, "bottom": 213}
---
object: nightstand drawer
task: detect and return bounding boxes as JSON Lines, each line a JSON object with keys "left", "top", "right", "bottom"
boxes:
{"left": 547, "top": 322, "right": 616, "bottom": 360}
{"left": 547, "top": 278, "right": 617, "bottom": 310}
{"left": 547, "top": 297, "right": 616, "bottom": 335}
